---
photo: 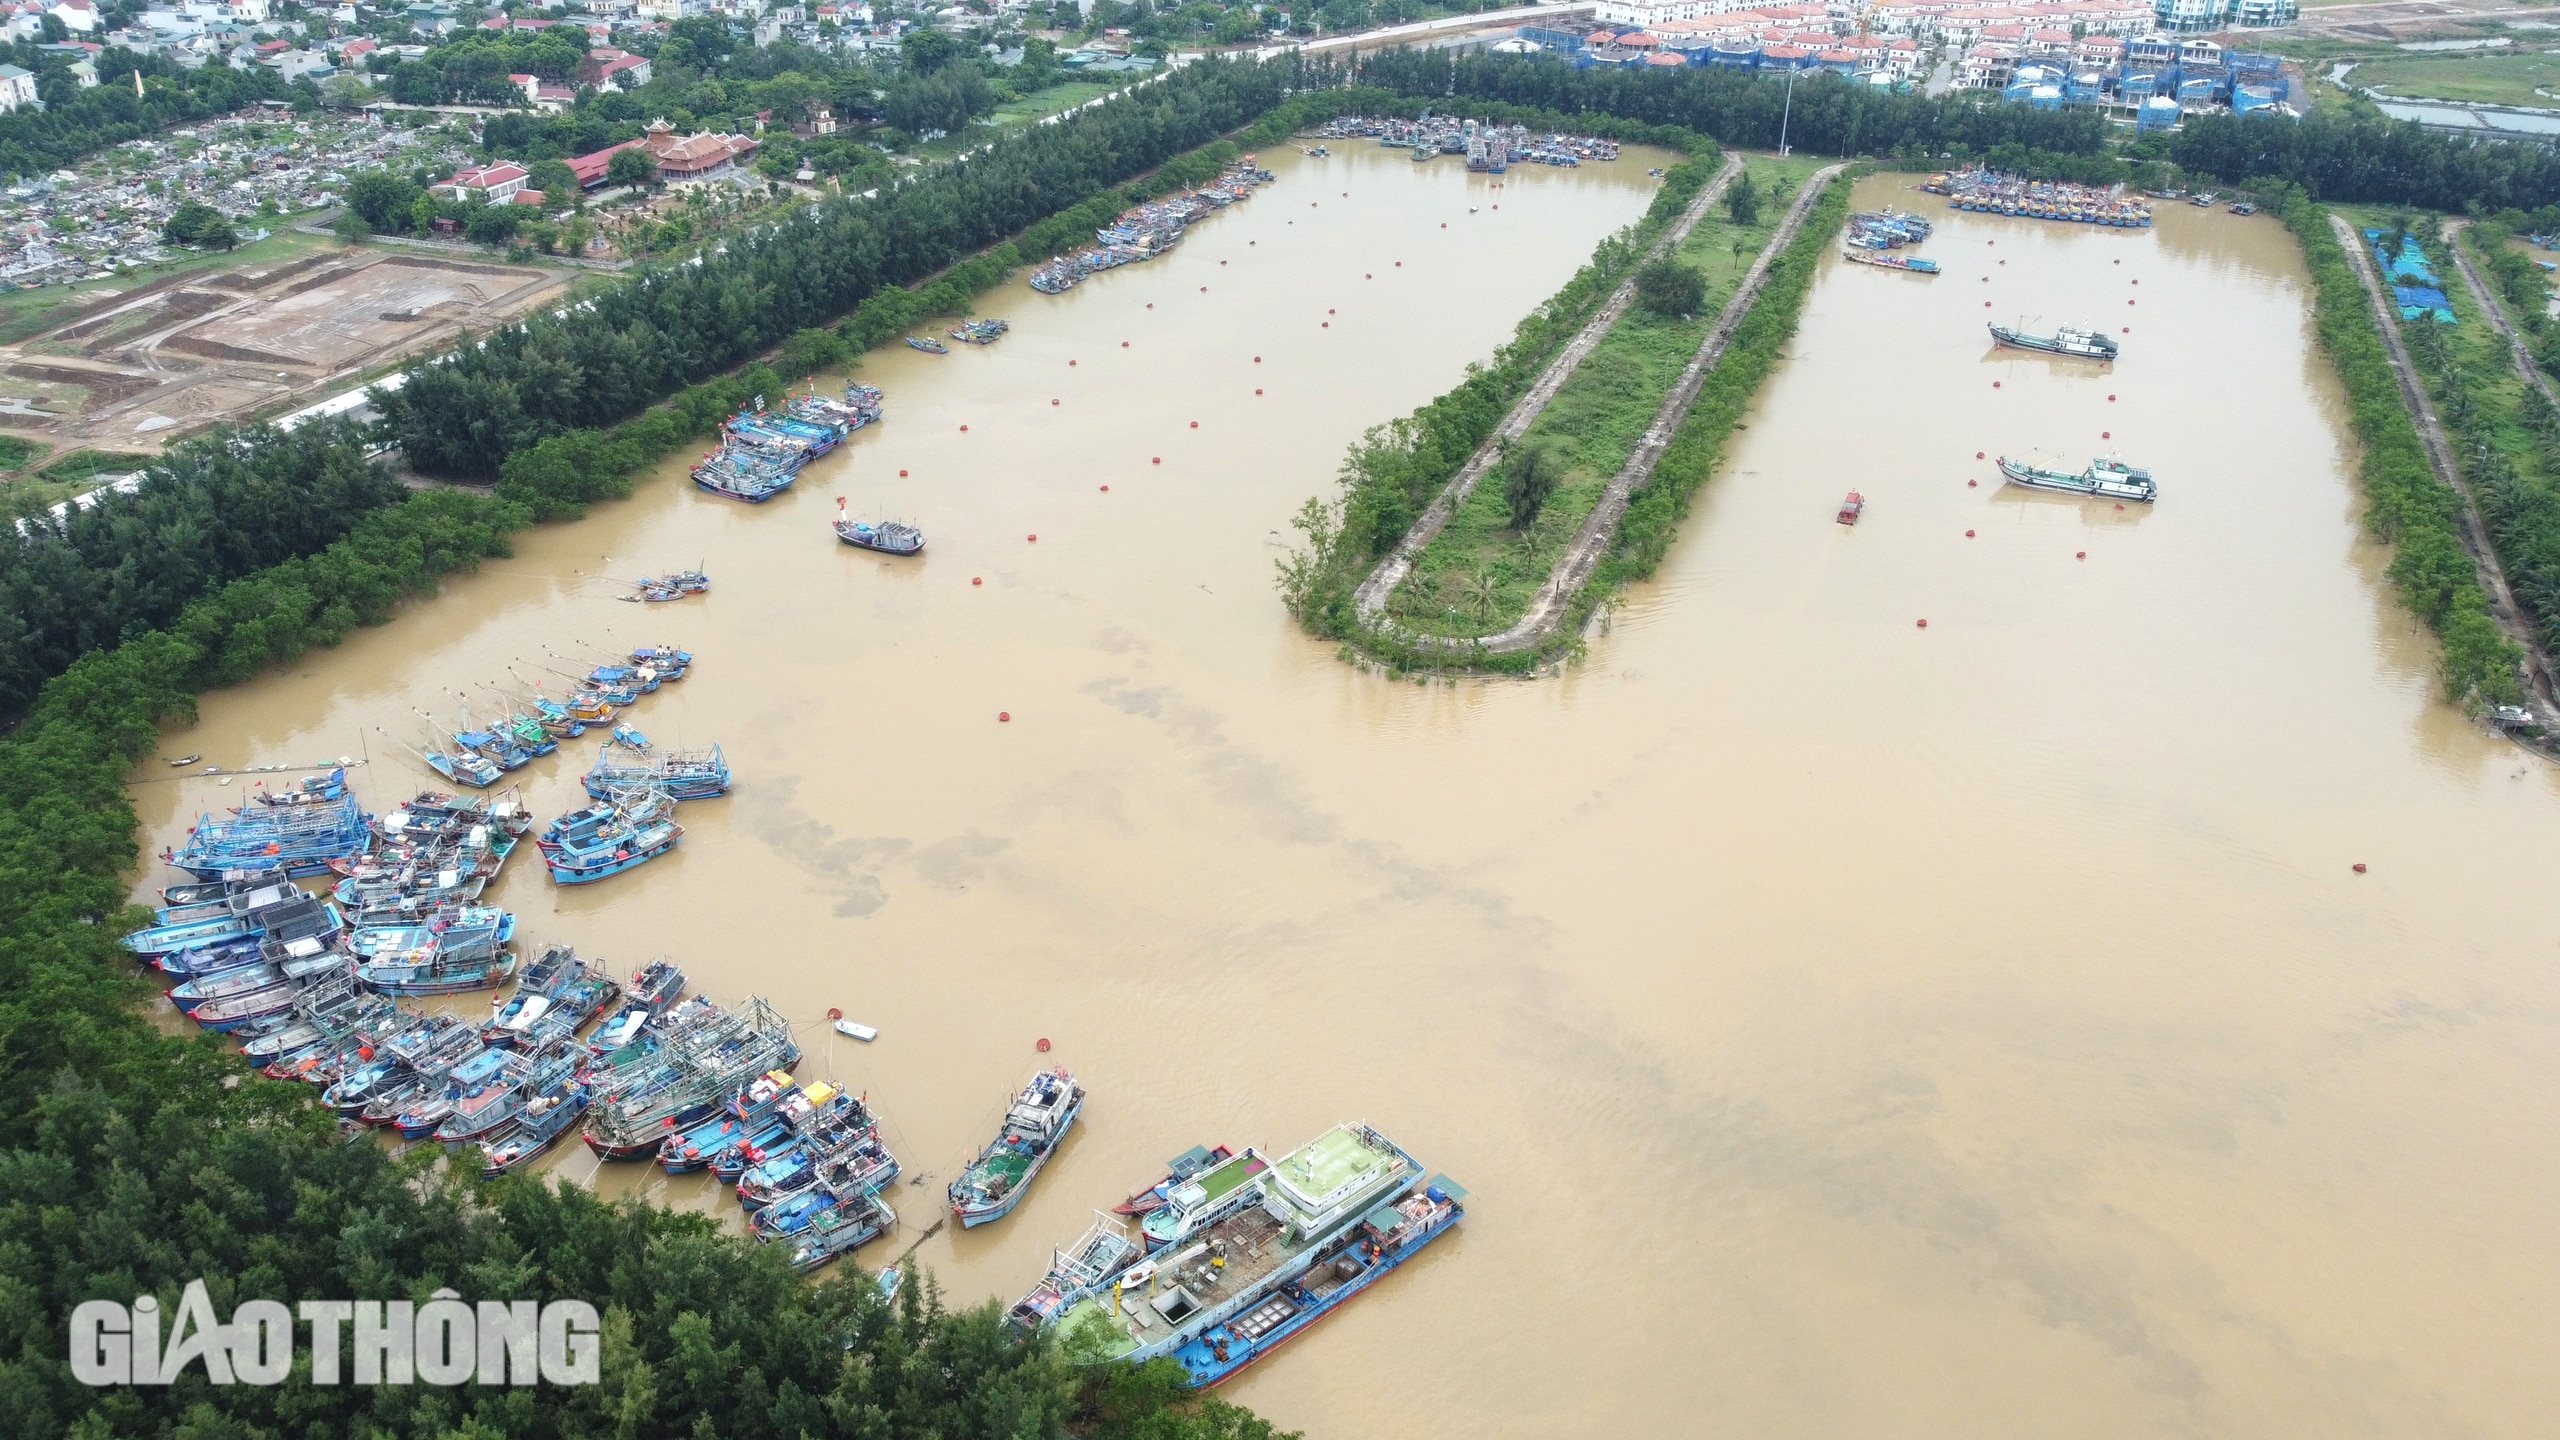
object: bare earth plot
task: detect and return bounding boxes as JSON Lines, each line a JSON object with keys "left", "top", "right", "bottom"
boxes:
{"left": 0, "top": 248, "right": 563, "bottom": 451}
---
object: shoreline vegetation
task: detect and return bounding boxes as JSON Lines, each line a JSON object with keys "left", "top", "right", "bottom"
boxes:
{"left": 2289, "top": 194, "right": 2529, "bottom": 709}
{"left": 0, "top": 60, "right": 1346, "bottom": 1440}
{"left": 1279, "top": 157, "right": 1852, "bottom": 671}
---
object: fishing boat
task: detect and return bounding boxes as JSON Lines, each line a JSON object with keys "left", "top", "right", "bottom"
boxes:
{"left": 783, "top": 1190, "right": 897, "bottom": 1272}
{"left": 1843, "top": 248, "right": 1939, "bottom": 275}
{"left": 124, "top": 881, "right": 304, "bottom": 957}
{"left": 190, "top": 982, "right": 301, "bottom": 1032}
{"left": 734, "top": 1088, "right": 896, "bottom": 1204}
{"left": 164, "top": 792, "right": 373, "bottom": 880}
{"left": 1995, "top": 454, "right": 2157, "bottom": 503}
{"left": 1837, "top": 491, "right": 1864, "bottom": 526}
{"left": 159, "top": 868, "right": 289, "bottom": 907}
{"left": 583, "top": 742, "right": 730, "bottom": 802}
{"left": 541, "top": 787, "right": 682, "bottom": 886}
{"left": 905, "top": 336, "right": 949, "bottom": 354}
{"left": 1987, "top": 322, "right": 2119, "bottom": 361}
{"left": 169, "top": 962, "right": 287, "bottom": 1016}
{"left": 833, "top": 1018, "right": 877, "bottom": 1042}
{"left": 422, "top": 738, "right": 504, "bottom": 789}
{"left": 251, "top": 767, "right": 349, "bottom": 808}
{"left": 949, "top": 318, "right": 1009, "bottom": 345}
{"left": 1137, "top": 1146, "right": 1272, "bottom": 1253}
{"left": 835, "top": 498, "right": 924, "bottom": 556}
{"left": 1009, "top": 1212, "right": 1146, "bottom": 1330}
{"left": 169, "top": 754, "right": 202, "bottom": 768}
{"left": 948, "top": 1067, "right": 1084, "bottom": 1227}
{"left": 1048, "top": 1124, "right": 1456, "bottom": 1390}
{"left": 662, "top": 1069, "right": 798, "bottom": 1174}
{"left": 479, "top": 1086, "right": 590, "bottom": 1177}
{"left": 1116, "top": 1145, "right": 1237, "bottom": 1216}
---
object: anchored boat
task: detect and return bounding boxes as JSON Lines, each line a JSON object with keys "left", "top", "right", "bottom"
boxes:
{"left": 1049, "top": 1123, "right": 1459, "bottom": 1390}
{"left": 905, "top": 336, "right": 948, "bottom": 354}
{"left": 1987, "top": 322, "right": 2119, "bottom": 361}
{"left": 948, "top": 1067, "right": 1083, "bottom": 1227}
{"left": 1995, "top": 454, "right": 2156, "bottom": 503}
{"left": 1842, "top": 248, "right": 1939, "bottom": 275}
{"left": 1837, "top": 491, "right": 1864, "bottom": 525}
{"left": 834, "top": 497, "right": 924, "bottom": 556}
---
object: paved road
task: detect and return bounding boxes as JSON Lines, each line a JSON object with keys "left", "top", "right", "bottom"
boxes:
{"left": 1351, "top": 154, "right": 1746, "bottom": 627}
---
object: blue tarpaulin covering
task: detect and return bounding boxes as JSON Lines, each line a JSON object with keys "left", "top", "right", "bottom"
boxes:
{"left": 2365, "top": 228, "right": 2441, "bottom": 286}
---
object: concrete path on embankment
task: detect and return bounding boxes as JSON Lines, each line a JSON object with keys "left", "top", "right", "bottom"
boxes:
{"left": 1349, "top": 153, "right": 1746, "bottom": 626}
{"left": 2331, "top": 212, "right": 2560, "bottom": 724}
{"left": 1373, "top": 162, "right": 1847, "bottom": 659}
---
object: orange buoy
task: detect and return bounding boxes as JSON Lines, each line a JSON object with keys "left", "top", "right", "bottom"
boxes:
{"left": 998, "top": 711, "right": 1011, "bottom": 722}
{"left": 972, "top": 576, "right": 982, "bottom": 585}
{"left": 2352, "top": 862, "right": 2367, "bottom": 873}
{"left": 1036, "top": 1037, "right": 1051, "bottom": 1052}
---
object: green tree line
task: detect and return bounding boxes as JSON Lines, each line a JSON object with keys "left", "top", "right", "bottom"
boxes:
{"left": 380, "top": 56, "right": 1299, "bottom": 479}
{"left": 2176, "top": 110, "right": 2560, "bottom": 214}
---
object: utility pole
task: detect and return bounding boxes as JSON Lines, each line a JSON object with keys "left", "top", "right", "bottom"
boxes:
{"left": 1777, "top": 64, "right": 1797, "bottom": 155}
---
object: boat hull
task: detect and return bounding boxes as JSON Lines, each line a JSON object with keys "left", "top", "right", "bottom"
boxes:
{"left": 1176, "top": 1201, "right": 1463, "bottom": 1389}
{"left": 1995, "top": 455, "right": 2156, "bottom": 503}
{"left": 1987, "top": 324, "right": 2116, "bottom": 361}
{"left": 952, "top": 1090, "right": 1082, "bottom": 1227}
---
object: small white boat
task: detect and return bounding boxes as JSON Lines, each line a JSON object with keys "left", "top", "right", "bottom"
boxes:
{"left": 835, "top": 1018, "right": 878, "bottom": 1042}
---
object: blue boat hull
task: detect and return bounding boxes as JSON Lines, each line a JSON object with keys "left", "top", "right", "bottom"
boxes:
{"left": 544, "top": 832, "right": 680, "bottom": 885}
{"left": 1170, "top": 1201, "right": 1463, "bottom": 1389}
{"left": 952, "top": 1091, "right": 1082, "bottom": 1228}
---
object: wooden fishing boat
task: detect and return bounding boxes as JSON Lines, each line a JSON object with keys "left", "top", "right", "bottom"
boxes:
{"left": 1836, "top": 491, "right": 1864, "bottom": 526}
{"left": 904, "top": 336, "right": 948, "bottom": 354}
{"left": 948, "top": 1067, "right": 1083, "bottom": 1227}
{"left": 835, "top": 498, "right": 924, "bottom": 556}
{"left": 783, "top": 1190, "right": 897, "bottom": 1272}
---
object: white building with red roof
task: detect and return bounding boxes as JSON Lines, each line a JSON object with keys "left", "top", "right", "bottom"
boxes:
{"left": 435, "top": 161, "right": 532, "bottom": 204}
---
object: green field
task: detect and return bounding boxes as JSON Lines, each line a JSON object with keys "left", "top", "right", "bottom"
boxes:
{"left": 1386, "top": 153, "right": 1829, "bottom": 639}
{"left": 2346, "top": 52, "right": 2560, "bottom": 109}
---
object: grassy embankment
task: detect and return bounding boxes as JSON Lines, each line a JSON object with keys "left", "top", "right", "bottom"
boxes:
{"left": 1383, "top": 152, "right": 1831, "bottom": 640}
{"left": 2338, "top": 52, "right": 2560, "bottom": 110}
{"left": 2285, "top": 195, "right": 2524, "bottom": 703}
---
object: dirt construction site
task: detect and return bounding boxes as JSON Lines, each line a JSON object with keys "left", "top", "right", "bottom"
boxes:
{"left": 0, "top": 246, "right": 566, "bottom": 452}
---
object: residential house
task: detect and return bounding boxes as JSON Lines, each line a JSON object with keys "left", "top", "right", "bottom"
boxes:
{"left": 584, "top": 46, "right": 650, "bottom": 88}
{"left": 0, "top": 64, "right": 34, "bottom": 111}
{"left": 434, "top": 160, "right": 531, "bottom": 202}
{"left": 49, "top": 0, "right": 98, "bottom": 32}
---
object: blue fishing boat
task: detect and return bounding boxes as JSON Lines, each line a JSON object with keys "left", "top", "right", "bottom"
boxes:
{"left": 783, "top": 1190, "right": 898, "bottom": 1272}
{"left": 249, "top": 767, "right": 350, "bottom": 808}
{"left": 169, "top": 962, "right": 286, "bottom": 1016}
{"left": 835, "top": 498, "right": 924, "bottom": 556}
{"left": 422, "top": 738, "right": 504, "bottom": 789}
{"left": 662, "top": 1069, "right": 797, "bottom": 1174}
{"left": 735, "top": 1090, "right": 897, "bottom": 1206}
{"left": 355, "top": 934, "right": 522, "bottom": 996}
{"left": 950, "top": 318, "right": 1009, "bottom": 345}
{"left": 479, "top": 1087, "right": 591, "bottom": 1176}
{"left": 164, "top": 792, "right": 373, "bottom": 880}
{"left": 948, "top": 1067, "right": 1083, "bottom": 1227}
{"left": 190, "top": 983, "right": 300, "bottom": 1032}
{"left": 583, "top": 742, "right": 730, "bottom": 802}
{"left": 158, "top": 868, "right": 290, "bottom": 908}
{"left": 905, "top": 336, "right": 948, "bottom": 354}
{"left": 124, "top": 880, "right": 305, "bottom": 957}
{"left": 541, "top": 788, "right": 682, "bottom": 886}
{"left": 1008, "top": 1212, "right": 1145, "bottom": 1332}
{"left": 628, "top": 645, "right": 693, "bottom": 678}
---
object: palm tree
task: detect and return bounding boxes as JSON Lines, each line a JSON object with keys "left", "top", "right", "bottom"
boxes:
{"left": 1462, "top": 568, "right": 1499, "bottom": 624}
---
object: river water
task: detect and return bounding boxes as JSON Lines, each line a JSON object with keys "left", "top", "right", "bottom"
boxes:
{"left": 127, "top": 157, "right": 2559, "bottom": 1439}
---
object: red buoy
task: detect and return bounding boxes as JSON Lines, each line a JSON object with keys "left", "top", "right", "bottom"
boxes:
{"left": 972, "top": 576, "right": 983, "bottom": 585}
{"left": 1994, "top": 381, "right": 2002, "bottom": 388}
{"left": 999, "top": 711, "right": 1011, "bottom": 722}
{"left": 1442, "top": 223, "right": 1447, "bottom": 228}
{"left": 1253, "top": 356, "right": 1262, "bottom": 362}
{"left": 960, "top": 424, "right": 969, "bottom": 432}
{"left": 2115, "top": 503, "right": 2124, "bottom": 510}
{"left": 1916, "top": 619, "right": 1929, "bottom": 628}
{"left": 1396, "top": 261, "right": 1402, "bottom": 267}
{"left": 1220, "top": 260, "right": 1227, "bottom": 265}
{"left": 1968, "top": 479, "right": 1978, "bottom": 487}
{"left": 1069, "top": 359, "right": 1077, "bottom": 366}
{"left": 1190, "top": 420, "right": 1199, "bottom": 428}
{"left": 1328, "top": 309, "right": 1336, "bottom": 315}
{"left": 2102, "top": 431, "right": 2111, "bottom": 438}
{"left": 827, "top": 1007, "right": 842, "bottom": 1020}
{"left": 898, "top": 469, "right": 908, "bottom": 476}
{"left": 2108, "top": 394, "right": 2116, "bottom": 401}
{"left": 1100, "top": 485, "right": 1109, "bottom": 492}
{"left": 1200, "top": 286, "right": 1208, "bottom": 292}
{"left": 1148, "top": 303, "right": 1154, "bottom": 309}
{"left": 1122, "top": 341, "right": 1130, "bottom": 347}
{"left": 1322, "top": 322, "right": 1329, "bottom": 328}
{"left": 1965, "top": 529, "right": 1976, "bottom": 537}
{"left": 1036, "top": 1037, "right": 1051, "bottom": 1052}
{"left": 1027, "top": 534, "right": 1037, "bottom": 542}
{"left": 1976, "top": 451, "right": 1985, "bottom": 459}
{"left": 1256, "top": 388, "right": 1263, "bottom": 395}
{"left": 1152, "top": 457, "right": 1161, "bottom": 464}
{"left": 2352, "top": 862, "right": 2367, "bottom": 874}
{"left": 2128, "top": 300, "right": 2135, "bottom": 306}
{"left": 2114, "top": 259, "right": 2120, "bottom": 264}
{"left": 2123, "top": 327, "right": 2130, "bottom": 333}
{"left": 2132, "top": 279, "right": 2139, "bottom": 285}
{"left": 1985, "top": 301, "right": 1992, "bottom": 308}
{"left": 1051, "top": 398, "right": 1060, "bottom": 405}
{"left": 2077, "top": 551, "right": 2087, "bottom": 559}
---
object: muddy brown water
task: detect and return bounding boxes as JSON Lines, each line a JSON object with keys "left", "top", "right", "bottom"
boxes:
{"left": 126, "top": 160, "right": 2559, "bottom": 1439}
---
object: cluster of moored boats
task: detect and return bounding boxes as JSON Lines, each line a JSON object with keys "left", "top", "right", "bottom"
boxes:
{"left": 1924, "top": 166, "right": 2154, "bottom": 228}
{"left": 1310, "top": 114, "right": 1621, "bottom": 168}
{"left": 619, "top": 566, "right": 710, "bottom": 604}
{"left": 1841, "top": 208, "right": 1941, "bottom": 275}
{"left": 1029, "top": 161, "right": 1276, "bottom": 295}
{"left": 990, "top": 1103, "right": 1464, "bottom": 1389}
{"left": 691, "top": 383, "right": 885, "bottom": 503}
